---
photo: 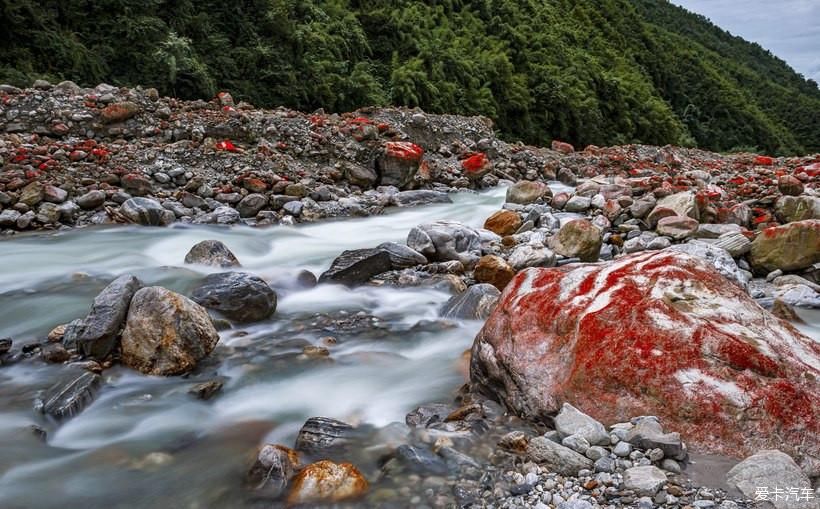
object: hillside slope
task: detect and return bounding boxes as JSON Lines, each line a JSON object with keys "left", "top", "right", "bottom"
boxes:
{"left": 1, "top": 0, "right": 818, "bottom": 154}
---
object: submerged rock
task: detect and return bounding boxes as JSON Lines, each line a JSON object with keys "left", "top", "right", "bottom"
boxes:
{"left": 318, "top": 248, "right": 392, "bottom": 286}
{"left": 191, "top": 272, "right": 277, "bottom": 323}
{"left": 35, "top": 370, "right": 101, "bottom": 419}
{"left": 440, "top": 284, "right": 500, "bottom": 320}
{"left": 184, "top": 240, "right": 241, "bottom": 268}
{"left": 246, "top": 444, "right": 300, "bottom": 499}
{"left": 287, "top": 460, "right": 368, "bottom": 505}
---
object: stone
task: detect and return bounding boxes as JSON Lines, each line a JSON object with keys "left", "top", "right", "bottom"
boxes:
{"left": 184, "top": 240, "right": 241, "bottom": 268}
{"left": 246, "top": 444, "right": 300, "bottom": 499}
{"left": 714, "top": 232, "right": 752, "bottom": 257}
{"left": 345, "top": 164, "right": 378, "bottom": 188}
{"left": 624, "top": 466, "right": 668, "bottom": 496}
{"left": 407, "top": 221, "right": 482, "bottom": 265}
{"left": 319, "top": 248, "right": 392, "bottom": 286}
{"left": 35, "top": 370, "right": 101, "bottom": 419}
{"left": 19, "top": 182, "right": 44, "bottom": 207}
{"left": 656, "top": 216, "right": 699, "bottom": 240}
{"left": 778, "top": 175, "right": 805, "bottom": 196}
{"left": 626, "top": 418, "right": 686, "bottom": 461}
{"left": 774, "top": 195, "right": 820, "bottom": 223}
{"left": 667, "top": 241, "right": 747, "bottom": 287}
{"left": 406, "top": 403, "right": 453, "bottom": 427}
{"left": 287, "top": 460, "right": 368, "bottom": 505}
{"left": 552, "top": 140, "right": 575, "bottom": 154}
{"left": 473, "top": 255, "right": 516, "bottom": 291}
{"left": 120, "top": 197, "right": 174, "bottom": 226}
{"left": 188, "top": 379, "right": 223, "bottom": 400}
{"left": 392, "top": 190, "right": 452, "bottom": 207}
{"left": 121, "top": 174, "right": 153, "bottom": 196}
{"left": 506, "top": 181, "right": 552, "bottom": 205}
{"left": 377, "top": 242, "right": 427, "bottom": 269}
{"left": 470, "top": 250, "right": 820, "bottom": 458}
{"left": 564, "top": 195, "right": 592, "bottom": 212}
{"left": 726, "top": 450, "right": 816, "bottom": 509}
{"left": 484, "top": 210, "right": 522, "bottom": 236}
{"left": 440, "top": 284, "right": 501, "bottom": 320}
{"left": 120, "top": 287, "right": 219, "bottom": 375}
{"left": 554, "top": 403, "right": 609, "bottom": 445}
{"left": 43, "top": 185, "right": 68, "bottom": 204}
{"left": 36, "top": 203, "right": 61, "bottom": 224}
{"left": 508, "top": 245, "right": 557, "bottom": 270}
{"left": 191, "top": 272, "right": 277, "bottom": 323}
{"left": 549, "top": 219, "right": 602, "bottom": 262}
{"left": 379, "top": 141, "right": 423, "bottom": 188}
{"left": 525, "top": 436, "right": 593, "bottom": 476}
{"left": 562, "top": 434, "right": 590, "bottom": 454}
{"left": 559, "top": 501, "right": 593, "bottom": 509}
{"left": 394, "top": 445, "right": 448, "bottom": 475}
{"left": 0, "top": 209, "right": 21, "bottom": 228}
{"left": 749, "top": 220, "right": 820, "bottom": 273}
{"left": 237, "top": 193, "right": 268, "bottom": 218}
{"left": 295, "top": 417, "right": 355, "bottom": 455}
{"left": 100, "top": 101, "right": 140, "bottom": 123}
{"left": 0, "top": 338, "right": 11, "bottom": 355}
{"left": 76, "top": 190, "right": 106, "bottom": 210}
{"left": 462, "top": 152, "right": 493, "bottom": 179}
{"left": 655, "top": 191, "right": 699, "bottom": 220}
{"left": 192, "top": 206, "right": 240, "bottom": 225}
{"left": 70, "top": 274, "right": 142, "bottom": 360}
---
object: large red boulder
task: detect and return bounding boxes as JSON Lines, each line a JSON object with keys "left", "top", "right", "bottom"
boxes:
{"left": 470, "top": 250, "right": 819, "bottom": 459}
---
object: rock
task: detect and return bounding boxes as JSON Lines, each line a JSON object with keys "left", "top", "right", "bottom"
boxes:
{"left": 623, "top": 466, "right": 668, "bottom": 496}
{"left": 462, "top": 152, "right": 493, "bottom": 179}
{"left": 318, "top": 248, "right": 392, "bottom": 286}
{"left": 774, "top": 195, "right": 820, "bottom": 223}
{"left": 474, "top": 255, "right": 516, "bottom": 291}
{"left": 121, "top": 174, "right": 153, "bottom": 196}
{"left": 394, "top": 445, "right": 449, "bottom": 475}
{"left": 0, "top": 338, "right": 11, "bottom": 355}
{"left": 37, "top": 202, "right": 62, "bottom": 224}
{"left": 549, "top": 219, "right": 602, "bottom": 262}
{"left": 120, "top": 197, "right": 174, "bottom": 226}
{"left": 19, "top": 182, "right": 44, "bottom": 207}
{"left": 470, "top": 250, "right": 820, "bottom": 458}
{"left": 440, "top": 284, "right": 501, "bottom": 320}
{"left": 379, "top": 141, "right": 423, "bottom": 188}
{"left": 236, "top": 193, "right": 268, "bottom": 218}
{"left": 43, "top": 185, "right": 68, "bottom": 204}
{"left": 246, "top": 444, "right": 300, "bottom": 499}
{"left": 35, "top": 370, "right": 101, "bottom": 419}
{"left": 713, "top": 232, "right": 752, "bottom": 257}
{"left": 295, "top": 417, "right": 355, "bottom": 455}
{"left": 0, "top": 209, "right": 21, "bottom": 228}
{"left": 749, "top": 220, "right": 820, "bottom": 273}
{"left": 626, "top": 417, "right": 686, "bottom": 460}
{"left": 188, "top": 379, "right": 223, "bottom": 400}
{"left": 392, "top": 190, "right": 452, "bottom": 207}
{"left": 184, "top": 240, "right": 241, "bottom": 268}
{"left": 554, "top": 403, "right": 609, "bottom": 445}
{"left": 484, "top": 210, "right": 522, "bottom": 236}
{"left": 120, "top": 287, "right": 219, "bottom": 375}
{"left": 283, "top": 200, "right": 304, "bottom": 217}
{"left": 506, "top": 181, "right": 552, "bottom": 205}
{"left": 69, "top": 274, "right": 142, "bottom": 360}
{"left": 345, "top": 164, "right": 378, "bottom": 188}
{"left": 287, "top": 460, "right": 367, "bottom": 504}
{"left": 525, "top": 436, "right": 594, "bottom": 476}
{"left": 40, "top": 343, "right": 70, "bottom": 363}
{"left": 377, "top": 242, "right": 427, "bottom": 269}
{"left": 655, "top": 191, "right": 699, "bottom": 220}
{"left": 508, "top": 245, "right": 557, "bottom": 270}
{"left": 192, "top": 206, "right": 240, "bottom": 225}
{"left": 656, "top": 216, "right": 699, "bottom": 240}
{"left": 565, "top": 195, "right": 592, "bottom": 212}
{"left": 191, "top": 272, "right": 277, "bottom": 323}
{"left": 552, "top": 140, "right": 575, "bottom": 154}
{"left": 406, "top": 403, "right": 453, "bottom": 427}
{"left": 100, "top": 101, "right": 140, "bottom": 123}
{"left": 407, "top": 221, "right": 482, "bottom": 265}
{"left": 667, "top": 241, "right": 747, "bottom": 287}
{"left": 76, "top": 190, "right": 106, "bottom": 210}
{"left": 778, "top": 175, "right": 804, "bottom": 196}
{"left": 726, "top": 450, "right": 816, "bottom": 509}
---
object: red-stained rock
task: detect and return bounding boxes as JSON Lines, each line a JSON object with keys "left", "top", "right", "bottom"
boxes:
{"left": 384, "top": 141, "right": 423, "bottom": 162}
{"left": 121, "top": 173, "right": 153, "bottom": 196}
{"left": 100, "top": 101, "right": 140, "bottom": 123}
{"left": 379, "top": 142, "right": 424, "bottom": 188}
{"left": 754, "top": 155, "right": 774, "bottom": 166}
{"left": 551, "top": 140, "right": 575, "bottom": 154}
{"left": 461, "top": 152, "right": 492, "bottom": 179}
{"left": 287, "top": 460, "right": 368, "bottom": 505}
{"left": 470, "top": 250, "right": 820, "bottom": 458}
{"left": 215, "top": 140, "right": 239, "bottom": 153}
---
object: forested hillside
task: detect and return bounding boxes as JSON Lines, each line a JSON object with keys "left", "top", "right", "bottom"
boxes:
{"left": 2, "top": 0, "right": 818, "bottom": 154}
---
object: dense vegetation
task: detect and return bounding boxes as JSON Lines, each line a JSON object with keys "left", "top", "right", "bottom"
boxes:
{"left": 2, "top": 0, "right": 819, "bottom": 154}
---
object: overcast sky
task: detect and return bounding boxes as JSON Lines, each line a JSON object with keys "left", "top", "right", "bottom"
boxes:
{"left": 670, "top": 0, "right": 820, "bottom": 83}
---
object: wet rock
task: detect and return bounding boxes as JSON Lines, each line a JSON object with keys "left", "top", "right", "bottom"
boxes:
{"left": 484, "top": 210, "right": 522, "bottom": 236}
{"left": 295, "top": 417, "right": 355, "bottom": 455}
{"left": 246, "top": 444, "right": 300, "bottom": 499}
{"left": 0, "top": 338, "right": 11, "bottom": 355}
{"left": 471, "top": 250, "right": 820, "bottom": 458}
{"left": 506, "top": 181, "right": 551, "bottom": 205}
{"left": 120, "top": 197, "right": 175, "bottom": 226}
{"left": 318, "top": 248, "right": 392, "bottom": 286}
{"left": 406, "top": 403, "right": 454, "bottom": 427}
{"left": 624, "top": 466, "right": 668, "bottom": 496}
{"left": 191, "top": 272, "right": 277, "bottom": 323}
{"left": 474, "top": 255, "right": 515, "bottom": 291}
{"left": 394, "top": 444, "right": 449, "bottom": 475}
{"left": 41, "top": 343, "right": 71, "bottom": 363}
{"left": 726, "top": 450, "right": 815, "bottom": 509}
{"left": 525, "top": 436, "right": 593, "bottom": 476}
{"left": 440, "top": 284, "right": 500, "bottom": 320}
{"left": 377, "top": 242, "right": 427, "bottom": 269}
{"left": 120, "top": 287, "right": 219, "bottom": 375}
{"left": 66, "top": 274, "right": 141, "bottom": 360}
{"left": 378, "top": 141, "right": 423, "bottom": 188}
{"left": 188, "top": 379, "right": 224, "bottom": 400}
{"left": 407, "top": 221, "right": 482, "bottom": 265}
{"left": 184, "top": 240, "right": 241, "bottom": 268}
{"left": 554, "top": 403, "right": 609, "bottom": 445}
{"left": 549, "top": 219, "right": 602, "bottom": 262}
{"left": 392, "top": 190, "right": 452, "bottom": 207}
{"left": 35, "top": 370, "right": 101, "bottom": 419}
{"left": 749, "top": 220, "right": 820, "bottom": 273}
{"left": 287, "top": 460, "right": 368, "bottom": 504}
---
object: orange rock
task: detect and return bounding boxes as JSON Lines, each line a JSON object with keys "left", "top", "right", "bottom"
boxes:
{"left": 474, "top": 255, "right": 516, "bottom": 291}
{"left": 287, "top": 460, "right": 368, "bottom": 505}
{"left": 484, "top": 210, "right": 522, "bottom": 236}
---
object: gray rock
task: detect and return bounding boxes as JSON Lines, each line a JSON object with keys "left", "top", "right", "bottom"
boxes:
{"left": 318, "top": 248, "right": 392, "bottom": 287}
{"left": 282, "top": 200, "right": 303, "bottom": 216}
{"left": 667, "top": 241, "right": 747, "bottom": 288}
{"left": 661, "top": 458, "right": 682, "bottom": 474}
{"left": 525, "top": 436, "right": 593, "bottom": 476}
{"left": 71, "top": 274, "right": 142, "bottom": 360}
{"left": 76, "top": 190, "right": 107, "bottom": 210}
{"left": 623, "top": 466, "right": 668, "bottom": 495}
{"left": 120, "top": 287, "right": 219, "bottom": 375}
{"left": 377, "top": 242, "right": 427, "bottom": 269}
{"left": 626, "top": 418, "right": 686, "bottom": 461}
{"left": 120, "top": 197, "right": 175, "bottom": 226}
{"left": 191, "top": 272, "right": 277, "bottom": 323}
{"left": 714, "top": 232, "right": 752, "bottom": 257}
{"left": 406, "top": 403, "right": 453, "bottom": 427}
{"left": 184, "top": 240, "right": 241, "bottom": 268}
{"left": 295, "top": 417, "right": 355, "bottom": 455}
{"left": 565, "top": 195, "right": 592, "bottom": 212}
{"left": 506, "top": 181, "right": 552, "bottom": 205}
{"left": 246, "top": 444, "right": 298, "bottom": 499}
{"left": 696, "top": 223, "right": 742, "bottom": 239}
{"left": 237, "top": 193, "right": 268, "bottom": 218}
{"left": 726, "top": 450, "right": 817, "bottom": 509}
{"left": 614, "top": 441, "right": 632, "bottom": 457}
{"left": 554, "top": 402, "right": 610, "bottom": 445}
{"left": 36, "top": 202, "right": 62, "bottom": 223}
{"left": 407, "top": 220, "right": 482, "bottom": 265}
{"left": 35, "top": 370, "right": 101, "bottom": 419}
{"left": 192, "top": 206, "right": 240, "bottom": 225}
{"left": 440, "top": 284, "right": 500, "bottom": 320}
{"left": 392, "top": 190, "right": 452, "bottom": 207}
{"left": 0, "top": 209, "right": 21, "bottom": 228}
{"left": 656, "top": 191, "right": 700, "bottom": 220}
{"left": 394, "top": 444, "right": 449, "bottom": 475}
{"left": 508, "top": 245, "right": 556, "bottom": 270}
{"left": 562, "top": 434, "right": 591, "bottom": 454}
{"left": 558, "top": 501, "right": 594, "bottom": 509}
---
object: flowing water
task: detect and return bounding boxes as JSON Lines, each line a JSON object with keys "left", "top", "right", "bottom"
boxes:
{"left": 0, "top": 183, "right": 816, "bottom": 508}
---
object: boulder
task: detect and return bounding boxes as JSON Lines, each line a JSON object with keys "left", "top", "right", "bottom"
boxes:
{"left": 506, "top": 181, "right": 552, "bottom": 205}
{"left": 484, "top": 210, "right": 522, "bottom": 236}
{"left": 236, "top": 193, "right": 268, "bottom": 218}
{"left": 100, "top": 101, "right": 139, "bottom": 123}
{"left": 287, "top": 460, "right": 368, "bottom": 505}
{"left": 525, "top": 436, "right": 593, "bottom": 476}
{"left": 554, "top": 403, "right": 609, "bottom": 446}
{"left": 76, "top": 190, "right": 106, "bottom": 210}
{"left": 749, "top": 220, "right": 820, "bottom": 273}
{"left": 120, "top": 287, "right": 219, "bottom": 375}
{"left": 318, "top": 248, "right": 392, "bottom": 286}
{"left": 120, "top": 197, "right": 175, "bottom": 226}
{"left": 470, "top": 250, "right": 820, "bottom": 458}
{"left": 549, "top": 219, "right": 602, "bottom": 262}
{"left": 407, "top": 221, "right": 482, "bottom": 265}
{"left": 564, "top": 195, "right": 591, "bottom": 212}
{"left": 656, "top": 216, "right": 699, "bottom": 240}
{"left": 655, "top": 191, "right": 699, "bottom": 220}
{"left": 461, "top": 153, "right": 492, "bottom": 179}
{"left": 774, "top": 196, "right": 820, "bottom": 223}
{"left": 623, "top": 466, "right": 668, "bottom": 496}
{"left": 378, "top": 141, "right": 423, "bottom": 188}
{"left": 19, "top": 181, "right": 44, "bottom": 207}
{"left": 726, "top": 450, "right": 816, "bottom": 509}
{"left": 440, "top": 284, "right": 501, "bottom": 320}
{"left": 474, "top": 255, "right": 515, "bottom": 291}
{"left": 377, "top": 242, "right": 427, "bottom": 269}
{"left": 191, "top": 272, "right": 277, "bottom": 323}
{"left": 778, "top": 175, "right": 804, "bottom": 196}
{"left": 626, "top": 417, "right": 686, "bottom": 460}
{"left": 184, "top": 240, "right": 241, "bottom": 268}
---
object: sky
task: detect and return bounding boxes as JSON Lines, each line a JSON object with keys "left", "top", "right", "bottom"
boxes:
{"left": 670, "top": 0, "right": 820, "bottom": 83}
